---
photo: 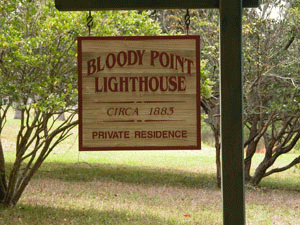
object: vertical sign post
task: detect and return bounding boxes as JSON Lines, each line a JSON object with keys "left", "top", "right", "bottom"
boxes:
{"left": 220, "top": 0, "right": 245, "bottom": 224}
{"left": 55, "top": 1, "right": 261, "bottom": 224}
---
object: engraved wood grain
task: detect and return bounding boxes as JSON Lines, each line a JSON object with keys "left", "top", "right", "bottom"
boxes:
{"left": 78, "top": 36, "right": 201, "bottom": 150}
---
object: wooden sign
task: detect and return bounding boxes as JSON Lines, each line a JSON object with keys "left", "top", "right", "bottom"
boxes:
{"left": 78, "top": 36, "right": 201, "bottom": 150}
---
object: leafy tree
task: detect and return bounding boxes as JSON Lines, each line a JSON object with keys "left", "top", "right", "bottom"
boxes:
{"left": 151, "top": 9, "right": 221, "bottom": 185}
{"left": 153, "top": 2, "right": 300, "bottom": 186}
{"left": 0, "top": 1, "right": 161, "bottom": 207}
{"left": 207, "top": 0, "right": 300, "bottom": 186}
{"left": 243, "top": 0, "right": 300, "bottom": 185}
{"left": 0, "top": 0, "right": 82, "bottom": 207}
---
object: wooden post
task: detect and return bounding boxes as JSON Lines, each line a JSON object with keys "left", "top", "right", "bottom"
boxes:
{"left": 220, "top": 0, "right": 245, "bottom": 224}
{"left": 55, "top": 0, "right": 259, "bottom": 223}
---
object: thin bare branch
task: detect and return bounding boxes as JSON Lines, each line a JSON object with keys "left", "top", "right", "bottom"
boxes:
{"left": 264, "top": 155, "right": 300, "bottom": 177}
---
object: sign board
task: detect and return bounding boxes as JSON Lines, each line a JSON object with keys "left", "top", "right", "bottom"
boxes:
{"left": 55, "top": 0, "right": 261, "bottom": 10}
{"left": 78, "top": 36, "right": 201, "bottom": 150}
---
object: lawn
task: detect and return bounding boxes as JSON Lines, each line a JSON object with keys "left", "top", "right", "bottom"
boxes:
{"left": 1, "top": 112, "right": 300, "bottom": 224}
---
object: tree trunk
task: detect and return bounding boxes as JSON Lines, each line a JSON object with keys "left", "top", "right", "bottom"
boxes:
{"left": 207, "top": 121, "right": 221, "bottom": 188}
{"left": 0, "top": 103, "right": 9, "bottom": 204}
{"left": 244, "top": 141, "right": 258, "bottom": 181}
{"left": 250, "top": 163, "right": 267, "bottom": 185}
{"left": 212, "top": 124, "right": 221, "bottom": 188}
{"left": 250, "top": 155, "right": 273, "bottom": 185}
{"left": 215, "top": 136, "right": 221, "bottom": 188}
{"left": 0, "top": 141, "right": 7, "bottom": 203}
{"left": 244, "top": 114, "right": 260, "bottom": 182}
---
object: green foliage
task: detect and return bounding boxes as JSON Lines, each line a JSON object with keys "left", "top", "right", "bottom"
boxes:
{"left": 92, "top": 11, "right": 162, "bottom": 36}
{"left": 0, "top": 1, "right": 79, "bottom": 111}
{"left": 0, "top": 0, "right": 163, "bottom": 207}
{"left": 0, "top": 4, "right": 162, "bottom": 111}
{"left": 152, "top": 5, "right": 300, "bottom": 185}
{"left": 150, "top": 9, "right": 217, "bottom": 99}
{"left": 1, "top": 143, "right": 300, "bottom": 224}
{"left": 200, "top": 62, "right": 215, "bottom": 99}
{"left": 241, "top": 3, "right": 300, "bottom": 184}
{"left": 243, "top": 5, "right": 300, "bottom": 117}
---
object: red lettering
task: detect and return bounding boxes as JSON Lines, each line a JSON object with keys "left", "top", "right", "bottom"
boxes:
{"left": 95, "top": 77, "right": 108, "bottom": 92}
{"left": 178, "top": 76, "right": 186, "bottom": 91}
{"left": 95, "top": 76, "right": 186, "bottom": 93}
{"left": 149, "top": 77, "right": 159, "bottom": 92}
{"left": 159, "top": 76, "right": 168, "bottom": 92}
{"left": 103, "top": 77, "right": 107, "bottom": 92}
{"left": 107, "top": 108, "right": 113, "bottom": 116}
{"left": 87, "top": 51, "right": 193, "bottom": 75}
{"left": 97, "top": 56, "right": 105, "bottom": 73}
{"left": 175, "top": 55, "right": 184, "bottom": 72}
{"left": 162, "top": 130, "right": 168, "bottom": 138}
{"left": 119, "top": 77, "right": 129, "bottom": 92}
{"left": 185, "top": 58, "right": 194, "bottom": 75}
{"left": 124, "top": 131, "right": 130, "bottom": 138}
{"left": 134, "top": 130, "right": 188, "bottom": 139}
{"left": 108, "top": 77, "right": 118, "bottom": 92}
{"left": 95, "top": 77, "right": 102, "bottom": 92}
{"left": 149, "top": 51, "right": 194, "bottom": 75}
{"left": 150, "top": 50, "right": 159, "bottom": 66}
{"left": 87, "top": 59, "right": 96, "bottom": 76}
{"left": 135, "top": 131, "right": 141, "bottom": 138}
{"left": 136, "top": 50, "right": 145, "bottom": 65}
{"left": 99, "top": 132, "right": 105, "bottom": 139}
{"left": 107, "top": 108, "right": 139, "bottom": 116}
{"left": 170, "top": 53, "right": 175, "bottom": 69}
{"left": 168, "top": 76, "right": 178, "bottom": 92}
{"left": 92, "top": 131, "right": 131, "bottom": 139}
{"left": 159, "top": 52, "right": 169, "bottom": 67}
{"left": 182, "top": 130, "right": 187, "bottom": 138}
{"left": 119, "top": 108, "right": 125, "bottom": 115}
{"left": 139, "top": 76, "right": 149, "bottom": 92}
{"left": 128, "top": 50, "right": 138, "bottom": 65}
{"left": 117, "top": 51, "right": 127, "bottom": 67}
{"left": 129, "top": 77, "right": 138, "bottom": 92}
{"left": 92, "top": 131, "right": 97, "bottom": 139}
{"left": 106, "top": 53, "right": 116, "bottom": 69}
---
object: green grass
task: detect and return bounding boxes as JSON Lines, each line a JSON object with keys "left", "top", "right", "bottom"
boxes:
{"left": 1, "top": 111, "right": 300, "bottom": 224}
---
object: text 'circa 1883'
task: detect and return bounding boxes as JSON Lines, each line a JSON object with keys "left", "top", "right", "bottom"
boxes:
{"left": 78, "top": 36, "right": 201, "bottom": 151}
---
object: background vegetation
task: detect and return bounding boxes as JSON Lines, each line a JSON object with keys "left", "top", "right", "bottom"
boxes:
{"left": 1, "top": 110, "right": 300, "bottom": 224}
{"left": 0, "top": 1, "right": 300, "bottom": 223}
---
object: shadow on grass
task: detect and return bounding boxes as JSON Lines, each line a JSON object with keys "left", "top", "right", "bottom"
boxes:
{"left": 33, "top": 162, "right": 218, "bottom": 189}
{"left": 258, "top": 177, "right": 300, "bottom": 191}
{"left": 0, "top": 204, "right": 176, "bottom": 225}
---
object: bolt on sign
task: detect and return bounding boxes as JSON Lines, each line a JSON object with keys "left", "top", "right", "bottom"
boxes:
{"left": 78, "top": 36, "right": 201, "bottom": 151}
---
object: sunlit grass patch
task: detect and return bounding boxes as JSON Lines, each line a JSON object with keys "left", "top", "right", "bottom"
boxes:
{"left": 1, "top": 110, "right": 300, "bottom": 224}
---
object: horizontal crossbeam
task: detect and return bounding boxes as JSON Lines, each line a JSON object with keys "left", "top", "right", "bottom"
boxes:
{"left": 55, "top": 0, "right": 261, "bottom": 11}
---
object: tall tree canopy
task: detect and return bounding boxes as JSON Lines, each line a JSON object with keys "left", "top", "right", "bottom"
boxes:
{"left": 1, "top": 0, "right": 299, "bottom": 209}
{"left": 242, "top": 0, "right": 300, "bottom": 184}
{"left": 0, "top": 0, "right": 161, "bottom": 207}
{"left": 152, "top": 1, "right": 300, "bottom": 186}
